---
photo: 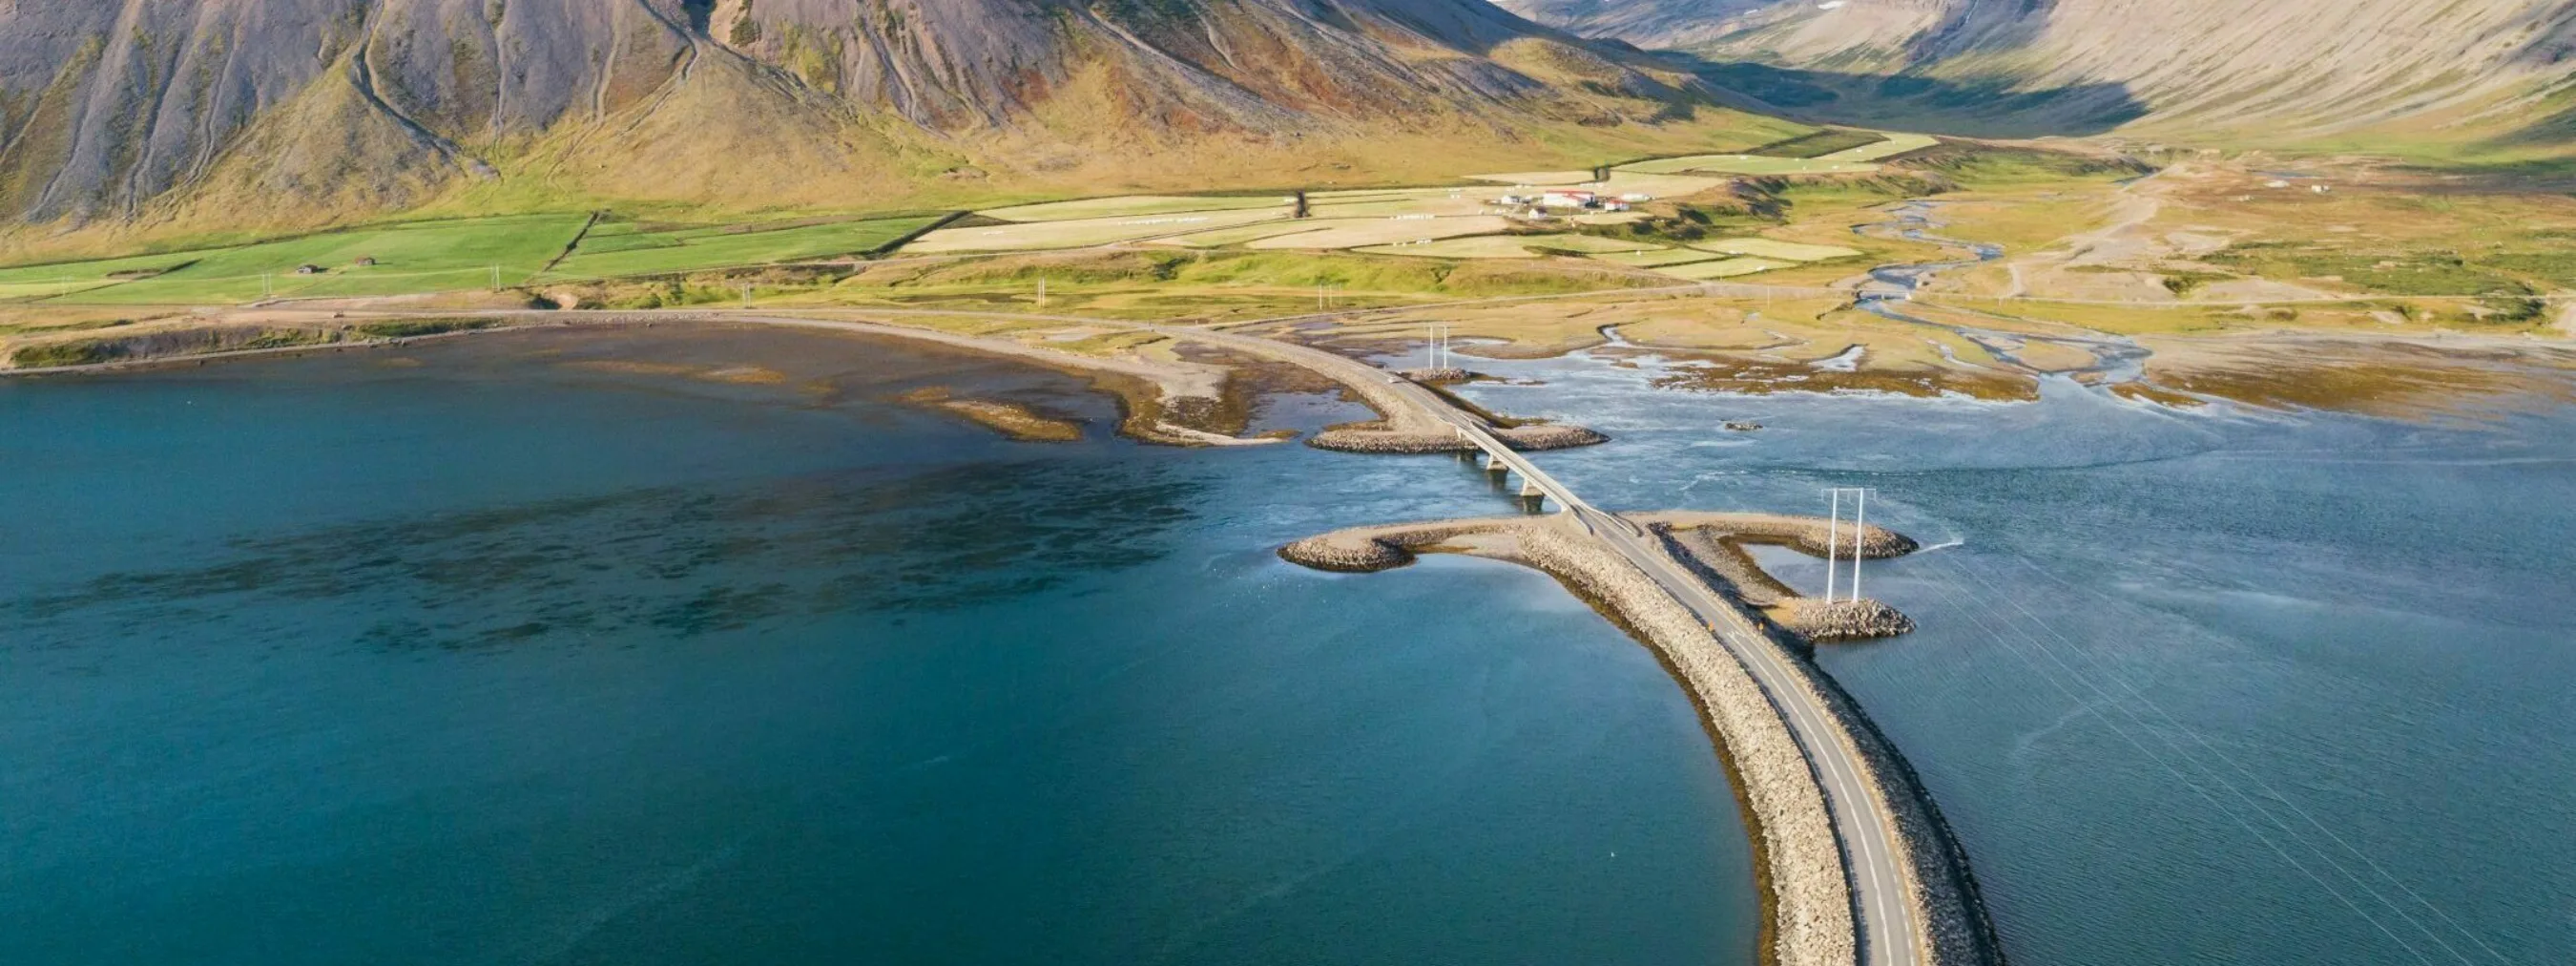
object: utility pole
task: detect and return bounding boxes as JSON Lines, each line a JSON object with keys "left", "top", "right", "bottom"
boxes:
{"left": 1851, "top": 488, "right": 1866, "bottom": 604}
{"left": 1037, "top": 276, "right": 1047, "bottom": 309}
{"left": 489, "top": 264, "right": 501, "bottom": 290}
{"left": 261, "top": 272, "right": 272, "bottom": 300}
{"left": 1823, "top": 487, "right": 1870, "bottom": 603}
{"left": 740, "top": 283, "right": 753, "bottom": 308}
{"left": 1825, "top": 489, "right": 1841, "bottom": 601}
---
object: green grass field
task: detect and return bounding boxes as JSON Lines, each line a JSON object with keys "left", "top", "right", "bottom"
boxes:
{"left": 1748, "top": 129, "right": 1888, "bottom": 159}
{"left": 0, "top": 215, "right": 589, "bottom": 304}
{"left": 543, "top": 216, "right": 942, "bottom": 279}
{"left": 0, "top": 213, "right": 945, "bottom": 305}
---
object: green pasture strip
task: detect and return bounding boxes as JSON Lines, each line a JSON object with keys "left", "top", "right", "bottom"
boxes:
{"left": 548, "top": 216, "right": 942, "bottom": 278}
{"left": 0, "top": 248, "right": 229, "bottom": 286}
{"left": 30, "top": 214, "right": 591, "bottom": 304}
{"left": 0, "top": 279, "right": 131, "bottom": 302}
{"left": 1748, "top": 129, "right": 1888, "bottom": 158}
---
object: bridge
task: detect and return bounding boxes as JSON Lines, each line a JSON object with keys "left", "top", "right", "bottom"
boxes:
{"left": 1156, "top": 321, "right": 1929, "bottom": 966}
{"left": 367, "top": 307, "right": 1940, "bottom": 966}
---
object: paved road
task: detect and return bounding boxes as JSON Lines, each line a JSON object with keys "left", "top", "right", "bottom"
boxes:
{"left": 109, "top": 305, "right": 1927, "bottom": 964}
{"left": 1173, "top": 321, "right": 1922, "bottom": 966}
{"left": 1591, "top": 514, "right": 1919, "bottom": 966}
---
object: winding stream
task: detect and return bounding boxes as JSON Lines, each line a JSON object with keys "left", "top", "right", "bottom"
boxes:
{"left": 1851, "top": 200, "right": 2152, "bottom": 385}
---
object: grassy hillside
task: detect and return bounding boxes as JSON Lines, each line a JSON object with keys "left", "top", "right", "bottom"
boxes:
{"left": 0, "top": 0, "right": 1817, "bottom": 263}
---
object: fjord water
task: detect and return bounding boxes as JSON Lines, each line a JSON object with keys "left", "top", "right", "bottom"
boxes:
{"left": 0, "top": 327, "right": 1753, "bottom": 965}
{"left": 6, "top": 327, "right": 2570, "bottom": 966}
{"left": 1450, "top": 347, "right": 2576, "bottom": 966}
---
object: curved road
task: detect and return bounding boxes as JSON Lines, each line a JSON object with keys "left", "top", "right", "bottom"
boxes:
{"left": 204, "top": 306, "right": 1926, "bottom": 965}
{"left": 1161, "top": 322, "right": 1922, "bottom": 966}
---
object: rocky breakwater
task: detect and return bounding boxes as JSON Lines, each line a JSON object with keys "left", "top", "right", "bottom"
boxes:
{"left": 1283, "top": 514, "right": 1859, "bottom": 966}
{"left": 1637, "top": 512, "right": 1921, "bottom": 644}
{"left": 1776, "top": 598, "right": 1918, "bottom": 642}
{"left": 1309, "top": 421, "right": 1610, "bottom": 453}
{"left": 1282, "top": 512, "right": 2005, "bottom": 966}
{"left": 1632, "top": 512, "right": 2004, "bottom": 966}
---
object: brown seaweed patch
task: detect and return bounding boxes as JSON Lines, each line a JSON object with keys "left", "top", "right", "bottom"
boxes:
{"left": 1652, "top": 358, "right": 2038, "bottom": 401}
{"left": 899, "top": 387, "right": 1085, "bottom": 442}
{"left": 2149, "top": 341, "right": 2576, "bottom": 419}
{"left": 2109, "top": 382, "right": 2207, "bottom": 408}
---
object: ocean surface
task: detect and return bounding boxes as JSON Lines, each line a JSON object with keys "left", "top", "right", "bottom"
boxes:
{"left": 1449, "top": 343, "right": 2576, "bottom": 966}
{"left": 5, "top": 325, "right": 2570, "bottom": 965}
{"left": 0, "top": 326, "right": 1752, "bottom": 965}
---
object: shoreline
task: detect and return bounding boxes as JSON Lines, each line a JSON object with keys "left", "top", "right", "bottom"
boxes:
{"left": 15, "top": 302, "right": 2002, "bottom": 963}
{"left": 10, "top": 303, "right": 2571, "bottom": 422}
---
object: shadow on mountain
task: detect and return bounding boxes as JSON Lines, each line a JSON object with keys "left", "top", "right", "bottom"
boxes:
{"left": 1689, "top": 62, "right": 2149, "bottom": 138}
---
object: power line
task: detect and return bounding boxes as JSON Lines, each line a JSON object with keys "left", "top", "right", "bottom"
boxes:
{"left": 1906, "top": 555, "right": 2487, "bottom": 964}
{"left": 1898, "top": 557, "right": 2448, "bottom": 964}
{"left": 1988, "top": 556, "right": 2516, "bottom": 965}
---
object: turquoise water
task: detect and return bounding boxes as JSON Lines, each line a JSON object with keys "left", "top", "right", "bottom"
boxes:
{"left": 1449, "top": 346, "right": 2576, "bottom": 965}
{"left": 0, "top": 328, "right": 1754, "bottom": 964}
{"left": 8, "top": 325, "right": 2571, "bottom": 965}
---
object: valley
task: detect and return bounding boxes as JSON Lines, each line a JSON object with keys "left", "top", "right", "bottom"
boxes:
{"left": 10, "top": 130, "right": 2569, "bottom": 421}
{"left": 6, "top": 5, "right": 2573, "bottom": 966}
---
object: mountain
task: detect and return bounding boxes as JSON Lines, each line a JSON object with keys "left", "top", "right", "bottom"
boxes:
{"left": 1495, "top": 0, "right": 2576, "bottom": 147}
{"left": 0, "top": 0, "right": 1774, "bottom": 247}
{"left": 1489, "top": 0, "right": 1771, "bottom": 50}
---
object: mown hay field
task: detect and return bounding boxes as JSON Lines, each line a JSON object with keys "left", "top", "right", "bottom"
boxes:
{"left": 1244, "top": 216, "right": 1514, "bottom": 250}
{"left": 1353, "top": 233, "right": 1659, "bottom": 260}
{"left": 979, "top": 195, "right": 1291, "bottom": 221}
{"left": 904, "top": 209, "right": 1289, "bottom": 253}
{"left": 1656, "top": 257, "right": 1793, "bottom": 280}
{"left": 1693, "top": 239, "right": 1864, "bottom": 262}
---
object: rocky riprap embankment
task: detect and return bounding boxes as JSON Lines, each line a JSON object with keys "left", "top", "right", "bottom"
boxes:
{"left": 1280, "top": 512, "right": 2005, "bottom": 966}
{"left": 1277, "top": 519, "right": 1528, "bottom": 572}
{"left": 1283, "top": 515, "right": 1859, "bottom": 966}
{"left": 1394, "top": 367, "right": 1471, "bottom": 383}
{"left": 1776, "top": 598, "right": 1918, "bottom": 641}
{"left": 1308, "top": 422, "right": 1608, "bottom": 453}
{"left": 1640, "top": 512, "right": 1921, "bottom": 644}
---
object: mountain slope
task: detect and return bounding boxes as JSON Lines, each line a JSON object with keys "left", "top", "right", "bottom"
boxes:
{"left": 0, "top": 0, "right": 1788, "bottom": 249}
{"left": 1496, "top": 0, "right": 2576, "bottom": 148}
